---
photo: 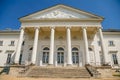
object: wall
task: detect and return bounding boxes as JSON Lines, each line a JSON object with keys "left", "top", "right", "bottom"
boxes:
{"left": 0, "top": 32, "right": 19, "bottom": 66}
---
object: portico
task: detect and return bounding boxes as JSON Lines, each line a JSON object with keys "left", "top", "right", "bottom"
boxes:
{"left": 14, "top": 4, "right": 107, "bottom": 67}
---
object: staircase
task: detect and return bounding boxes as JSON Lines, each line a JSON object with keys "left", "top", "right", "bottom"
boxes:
{"left": 26, "top": 67, "right": 91, "bottom": 78}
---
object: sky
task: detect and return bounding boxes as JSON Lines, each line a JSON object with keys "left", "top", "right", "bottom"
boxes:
{"left": 0, "top": 0, "right": 120, "bottom": 30}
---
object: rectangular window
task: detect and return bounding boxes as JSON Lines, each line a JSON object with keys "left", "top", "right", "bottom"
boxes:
{"left": 6, "top": 54, "right": 12, "bottom": 64}
{"left": 0, "top": 41, "right": 3, "bottom": 46}
{"left": 109, "top": 41, "right": 115, "bottom": 46}
{"left": 112, "top": 54, "right": 118, "bottom": 65}
{"left": 9, "top": 41, "right": 15, "bottom": 46}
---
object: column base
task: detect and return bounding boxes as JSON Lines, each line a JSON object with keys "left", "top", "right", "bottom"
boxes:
{"left": 13, "top": 63, "right": 20, "bottom": 65}
{"left": 67, "top": 64, "right": 73, "bottom": 67}
{"left": 85, "top": 64, "right": 90, "bottom": 67}
{"left": 30, "top": 63, "right": 36, "bottom": 66}
{"left": 48, "top": 64, "right": 54, "bottom": 67}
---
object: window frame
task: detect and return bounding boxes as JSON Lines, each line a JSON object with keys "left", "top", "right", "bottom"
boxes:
{"left": 9, "top": 40, "right": 15, "bottom": 46}
{"left": 112, "top": 53, "right": 118, "bottom": 65}
{"left": 108, "top": 40, "right": 115, "bottom": 46}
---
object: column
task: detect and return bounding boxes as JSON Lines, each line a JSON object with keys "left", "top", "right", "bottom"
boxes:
{"left": 66, "top": 27, "right": 72, "bottom": 65}
{"left": 31, "top": 27, "right": 39, "bottom": 64}
{"left": 15, "top": 27, "right": 24, "bottom": 64}
{"left": 49, "top": 27, "right": 55, "bottom": 65}
{"left": 82, "top": 27, "right": 90, "bottom": 64}
{"left": 98, "top": 27, "right": 107, "bottom": 64}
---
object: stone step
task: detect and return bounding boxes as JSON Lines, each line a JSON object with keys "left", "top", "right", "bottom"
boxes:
{"left": 26, "top": 67, "right": 91, "bottom": 78}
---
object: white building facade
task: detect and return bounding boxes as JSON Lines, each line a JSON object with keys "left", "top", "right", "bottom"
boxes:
{"left": 0, "top": 5, "right": 120, "bottom": 67}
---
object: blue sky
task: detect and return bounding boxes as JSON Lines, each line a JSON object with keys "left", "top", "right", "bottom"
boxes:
{"left": 0, "top": 0, "right": 120, "bottom": 30}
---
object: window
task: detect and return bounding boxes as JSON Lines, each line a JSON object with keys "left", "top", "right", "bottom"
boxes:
{"left": 6, "top": 50, "right": 14, "bottom": 64}
{"left": 9, "top": 41, "right": 15, "bottom": 46}
{"left": 109, "top": 41, "right": 115, "bottom": 46}
{"left": 72, "top": 47, "right": 79, "bottom": 64}
{"left": 0, "top": 41, "right": 3, "bottom": 46}
{"left": 6, "top": 54, "right": 12, "bottom": 64}
{"left": 98, "top": 41, "right": 101, "bottom": 46}
{"left": 112, "top": 54, "right": 118, "bottom": 65}
{"left": 57, "top": 47, "right": 64, "bottom": 64}
{"left": 42, "top": 47, "right": 49, "bottom": 64}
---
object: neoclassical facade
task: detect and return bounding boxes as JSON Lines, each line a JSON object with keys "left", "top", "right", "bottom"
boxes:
{"left": 0, "top": 5, "right": 120, "bottom": 67}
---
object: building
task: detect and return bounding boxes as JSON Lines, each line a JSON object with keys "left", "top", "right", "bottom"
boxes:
{"left": 0, "top": 4, "right": 120, "bottom": 67}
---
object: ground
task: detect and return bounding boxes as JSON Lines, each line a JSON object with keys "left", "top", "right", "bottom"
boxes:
{"left": 0, "top": 75, "right": 120, "bottom": 80}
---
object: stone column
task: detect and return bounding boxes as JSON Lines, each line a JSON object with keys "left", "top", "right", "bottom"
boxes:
{"left": 31, "top": 27, "right": 39, "bottom": 64}
{"left": 66, "top": 27, "right": 72, "bottom": 65}
{"left": 15, "top": 27, "right": 25, "bottom": 64}
{"left": 98, "top": 27, "right": 107, "bottom": 64}
{"left": 49, "top": 27, "right": 55, "bottom": 65}
{"left": 82, "top": 27, "right": 90, "bottom": 64}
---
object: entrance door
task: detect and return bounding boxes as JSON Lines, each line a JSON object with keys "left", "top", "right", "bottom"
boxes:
{"left": 57, "top": 47, "right": 64, "bottom": 65}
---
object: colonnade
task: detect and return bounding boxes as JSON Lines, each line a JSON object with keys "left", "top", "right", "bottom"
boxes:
{"left": 14, "top": 26, "right": 106, "bottom": 66}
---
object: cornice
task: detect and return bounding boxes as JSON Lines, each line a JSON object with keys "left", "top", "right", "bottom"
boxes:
{"left": 20, "top": 18, "right": 103, "bottom": 23}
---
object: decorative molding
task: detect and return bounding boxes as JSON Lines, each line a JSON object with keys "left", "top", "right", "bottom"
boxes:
{"left": 35, "top": 10, "right": 78, "bottom": 19}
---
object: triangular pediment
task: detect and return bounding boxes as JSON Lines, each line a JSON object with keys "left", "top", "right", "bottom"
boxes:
{"left": 20, "top": 4, "right": 103, "bottom": 21}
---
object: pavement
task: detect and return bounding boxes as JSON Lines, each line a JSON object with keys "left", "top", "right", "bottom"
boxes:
{"left": 0, "top": 75, "right": 120, "bottom": 80}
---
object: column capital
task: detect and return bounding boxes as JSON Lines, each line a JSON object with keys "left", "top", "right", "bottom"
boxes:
{"left": 97, "top": 27, "right": 103, "bottom": 30}
{"left": 34, "top": 27, "right": 40, "bottom": 30}
{"left": 82, "top": 27, "right": 87, "bottom": 29}
{"left": 50, "top": 26, "right": 55, "bottom": 29}
{"left": 20, "top": 27, "right": 25, "bottom": 30}
{"left": 66, "top": 26, "right": 71, "bottom": 29}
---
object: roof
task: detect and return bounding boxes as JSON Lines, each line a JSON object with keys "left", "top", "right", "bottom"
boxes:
{"left": 19, "top": 4, "right": 104, "bottom": 22}
{"left": 103, "top": 29, "right": 120, "bottom": 32}
{"left": 0, "top": 30, "right": 20, "bottom": 33}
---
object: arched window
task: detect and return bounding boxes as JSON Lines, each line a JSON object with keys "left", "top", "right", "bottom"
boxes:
{"left": 72, "top": 47, "right": 79, "bottom": 64}
{"left": 57, "top": 47, "right": 64, "bottom": 64}
{"left": 43, "top": 47, "right": 49, "bottom": 50}
{"left": 42, "top": 47, "right": 49, "bottom": 64}
{"left": 72, "top": 47, "right": 78, "bottom": 51}
{"left": 57, "top": 47, "right": 64, "bottom": 51}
